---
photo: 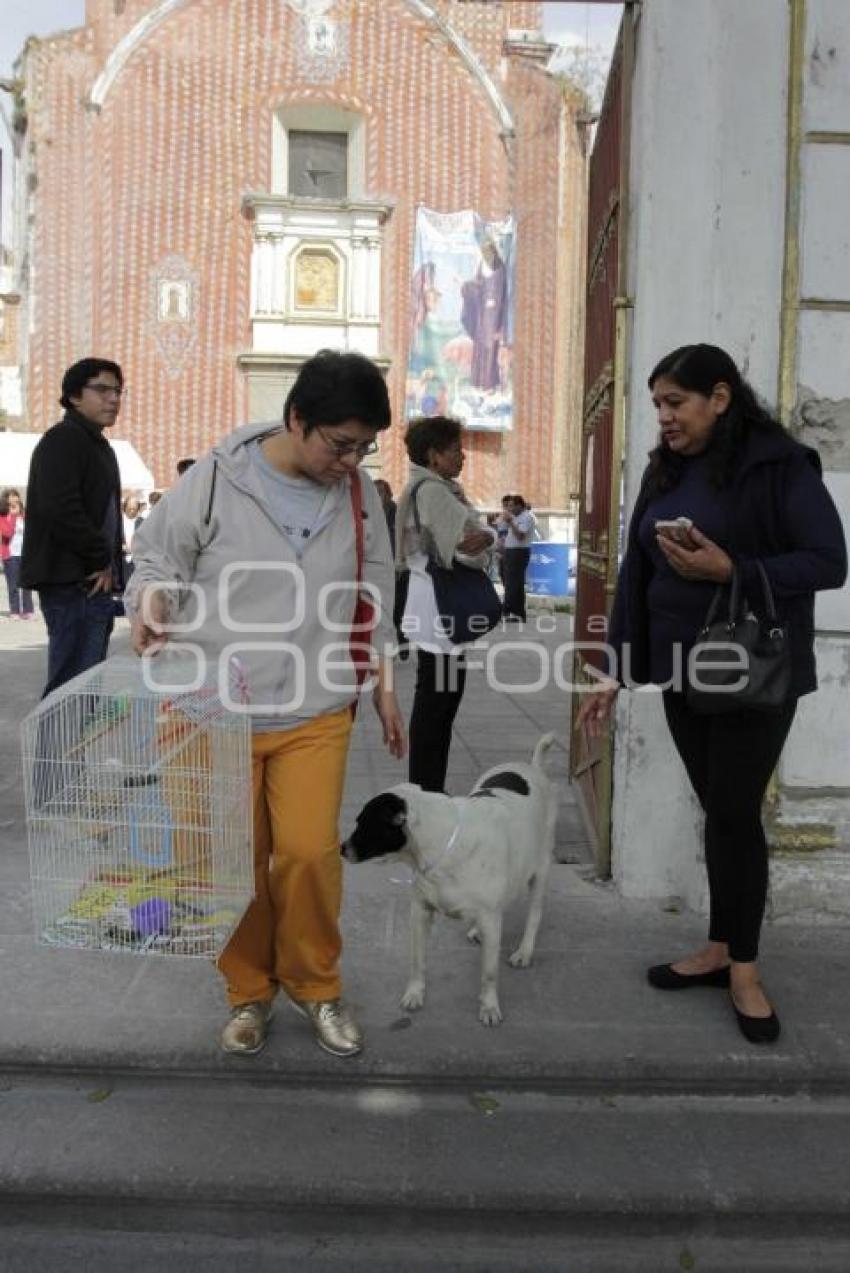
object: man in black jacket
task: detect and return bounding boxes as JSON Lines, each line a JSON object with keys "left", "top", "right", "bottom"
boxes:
{"left": 21, "top": 358, "right": 125, "bottom": 697}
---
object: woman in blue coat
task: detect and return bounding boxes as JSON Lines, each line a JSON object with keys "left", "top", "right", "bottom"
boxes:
{"left": 578, "top": 344, "right": 847, "bottom": 1045}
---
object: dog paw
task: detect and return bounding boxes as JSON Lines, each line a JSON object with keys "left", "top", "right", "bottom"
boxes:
{"left": 466, "top": 926, "right": 481, "bottom": 944}
{"left": 508, "top": 948, "right": 533, "bottom": 968}
{"left": 479, "top": 1002, "right": 503, "bottom": 1027}
{"left": 400, "top": 986, "right": 425, "bottom": 1012}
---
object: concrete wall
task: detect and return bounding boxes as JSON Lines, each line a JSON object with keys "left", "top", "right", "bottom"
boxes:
{"left": 783, "top": 0, "right": 850, "bottom": 788}
{"left": 612, "top": 0, "right": 790, "bottom": 903}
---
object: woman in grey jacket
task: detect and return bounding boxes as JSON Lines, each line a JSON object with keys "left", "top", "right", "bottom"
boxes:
{"left": 396, "top": 416, "right": 495, "bottom": 793}
{"left": 128, "top": 352, "right": 405, "bottom": 1059}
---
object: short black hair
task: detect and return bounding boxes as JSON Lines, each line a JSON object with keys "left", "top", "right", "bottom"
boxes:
{"left": 404, "top": 415, "right": 463, "bottom": 467}
{"left": 283, "top": 350, "right": 391, "bottom": 435}
{"left": 60, "top": 358, "right": 123, "bottom": 411}
{"left": 176, "top": 457, "right": 196, "bottom": 475}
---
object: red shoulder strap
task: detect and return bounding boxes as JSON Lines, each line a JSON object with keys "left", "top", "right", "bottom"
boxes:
{"left": 350, "top": 470, "right": 365, "bottom": 585}
{"left": 348, "top": 473, "right": 373, "bottom": 699}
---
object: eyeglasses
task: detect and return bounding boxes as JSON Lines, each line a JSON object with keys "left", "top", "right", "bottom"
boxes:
{"left": 314, "top": 425, "right": 379, "bottom": 460}
{"left": 85, "top": 383, "right": 124, "bottom": 399}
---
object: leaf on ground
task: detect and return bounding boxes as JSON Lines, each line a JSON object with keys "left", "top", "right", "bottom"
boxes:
{"left": 389, "top": 1017, "right": 413, "bottom": 1031}
{"left": 678, "top": 1247, "right": 696, "bottom": 1271}
{"left": 663, "top": 903, "right": 681, "bottom": 914}
{"left": 469, "top": 1092, "right": 500, "bottom": 1117}
{"left": 86, "top": 1087, "right": 113, "bottom": 1103}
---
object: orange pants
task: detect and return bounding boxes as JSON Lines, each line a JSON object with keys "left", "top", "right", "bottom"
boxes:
{"left": 216, "top": 708, "right": 353, "bottom": 1008}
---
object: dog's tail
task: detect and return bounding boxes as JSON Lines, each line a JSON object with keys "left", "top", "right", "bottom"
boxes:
{"left": 532, "top": 732, "right": 557, "bottom": 770}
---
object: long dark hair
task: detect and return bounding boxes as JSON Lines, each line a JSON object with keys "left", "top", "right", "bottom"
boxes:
{"left": 0, "top": 487, "right": 23, "bottom": 516}
{"left": 646, "top": 344, "right": 785, "bottom": 493}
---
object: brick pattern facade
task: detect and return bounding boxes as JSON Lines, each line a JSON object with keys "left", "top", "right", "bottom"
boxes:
{"left": 18, "top": 0, "right": 584, "bottom": 507}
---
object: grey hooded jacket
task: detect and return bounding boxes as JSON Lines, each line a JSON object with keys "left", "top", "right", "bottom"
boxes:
{"left": 126, "top": 422, "right": 395, "bottom": 727}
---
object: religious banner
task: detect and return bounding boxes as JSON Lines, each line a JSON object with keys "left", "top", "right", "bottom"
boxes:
{"left": 406, "top": 206, "right": 514, "bottom": 432}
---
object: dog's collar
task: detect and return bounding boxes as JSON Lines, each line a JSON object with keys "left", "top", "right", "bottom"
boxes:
{"left": 419, "top": 811, "right": 462, "bottom": 879}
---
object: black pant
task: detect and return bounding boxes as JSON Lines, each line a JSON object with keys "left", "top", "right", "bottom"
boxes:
{"left": 662, "top": 691, "right": 797, "bottom": 963}
{"left": 408, "top": 649, "right": 467, "bottom": 793}
{"left": 503, "top": 548, "right": 530, "bottom": 621}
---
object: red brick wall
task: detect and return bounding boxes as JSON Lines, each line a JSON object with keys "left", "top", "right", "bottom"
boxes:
{"left": 21, "top": 0, "right": 582, "bottom": 508}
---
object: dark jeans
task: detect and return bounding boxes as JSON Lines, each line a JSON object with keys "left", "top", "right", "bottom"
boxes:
{"left": 503, "top": 548, "right": 531, "bottom": 621}
{"left": 38, "top": 583, "right": 115, "bottom": 698}
{"left": 662, "top": 691, "right": 797, "bottom": 963}
{"left": 3, "top": 557, "right": 34, "bottom": 615}
{"left": 408, "top": 649, "right": 467, "bottom": 793}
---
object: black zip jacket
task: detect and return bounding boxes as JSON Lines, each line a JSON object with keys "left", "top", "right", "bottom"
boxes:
{"left": 20, "top": 409, "right": 123, "bottom": 589}
{"left": 608, "top": 429, "right": 847, "bottom": 698}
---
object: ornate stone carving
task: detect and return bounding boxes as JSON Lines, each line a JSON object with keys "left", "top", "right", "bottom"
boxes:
{"left": 285, "top": 0, "right": 350, "bottom": 83}
{"left": 293, "top": 248, "right": 340, "bottom": 311}
{"left": 149, "top": 254, "right": 199, "bottom": 379}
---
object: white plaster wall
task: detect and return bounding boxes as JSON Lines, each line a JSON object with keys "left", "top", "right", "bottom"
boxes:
{"left": 778, "top": 0, "right": 850, "bottom": 797}
{"left": 804, "top": 0, "right": 850, "bottom": 132}
{"left": 782, "top": 638, "right": 850, "bottom": 788}
{"left": 611, "top": 691, "right": 707, "bottom": 911}
{"left": 799, "top": 145, "right": 850, "bottom": 299}
{"left": 612, "top": 0, "right": 790, "bottom": 901}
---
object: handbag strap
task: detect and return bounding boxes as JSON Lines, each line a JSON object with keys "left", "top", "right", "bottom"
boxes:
{"left": 408, "top": 478, "right": 432, "bottom": 537}
{"left": 702, "top": 579, "right": 730, "bottom": 633}
{"left": 753, "top": 560, "right": 779, "bottom": 622}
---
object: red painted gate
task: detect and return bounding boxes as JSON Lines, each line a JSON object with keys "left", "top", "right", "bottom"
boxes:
{"left": 569, "top": 7, "right": 635, "bottom": 874}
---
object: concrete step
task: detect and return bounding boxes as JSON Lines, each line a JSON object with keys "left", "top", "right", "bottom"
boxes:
{"left": 2, "top": 1215, "right": 850, "bottom": 1273}
{"left": 1, "top": 1070, "right": 850, "bottom": 1271}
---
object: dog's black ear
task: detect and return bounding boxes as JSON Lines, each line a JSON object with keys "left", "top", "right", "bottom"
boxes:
{"left": 382, "top": 793, "right": 407, "bottom": 827}
{"left": 391, "top": 802, "right": 407, "bottom": 827}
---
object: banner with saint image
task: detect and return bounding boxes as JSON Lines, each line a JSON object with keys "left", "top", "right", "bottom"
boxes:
{"left": 405, "top": 206, "right": 514, "bottom": 432}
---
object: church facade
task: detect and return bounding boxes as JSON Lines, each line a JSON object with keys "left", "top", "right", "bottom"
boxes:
{"left": 11, "top": 0, "right": 586, "bottom": 508}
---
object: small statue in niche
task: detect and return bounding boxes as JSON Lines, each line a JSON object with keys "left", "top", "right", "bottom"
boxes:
{"left": 159, "top": 280, "right": 190, "bottom": 322}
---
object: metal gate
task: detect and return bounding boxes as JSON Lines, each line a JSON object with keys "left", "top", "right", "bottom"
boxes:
{"left": 570, "top": 6, "right": 636, "bottom": 875}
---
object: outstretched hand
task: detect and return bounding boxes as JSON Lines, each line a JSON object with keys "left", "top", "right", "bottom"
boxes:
{"left": 373, "top": 685, "right": 407, "bottom": 759}
{"left": 656, "top": 525, "right": 733, "bottom": 583}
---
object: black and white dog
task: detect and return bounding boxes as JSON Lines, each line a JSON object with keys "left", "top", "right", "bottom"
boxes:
{"left": 342, "top": 735, "right": 557, "bottom": 1026}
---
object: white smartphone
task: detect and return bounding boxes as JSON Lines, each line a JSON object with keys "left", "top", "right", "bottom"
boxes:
{"left": 654, "top": 516, "right": 695, "bottom": 547}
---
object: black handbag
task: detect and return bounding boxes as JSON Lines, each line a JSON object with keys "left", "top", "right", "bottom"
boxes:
{"left": 409, "top": 482, "right": 502, "bottom": 645}
{"left": 687, "top": 562, "right": 791, "bottom": 714}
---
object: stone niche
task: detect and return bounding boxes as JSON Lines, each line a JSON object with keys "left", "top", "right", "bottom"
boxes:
{"left": 239, "top": 192, "right": 393, "bottom": 422}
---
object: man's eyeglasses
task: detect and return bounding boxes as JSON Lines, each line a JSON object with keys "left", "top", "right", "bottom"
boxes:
{"left": 314, "top": 425, "right": 379, "bottom": 460}
{"left": 86, "top": 383, "right": 124, "bottom": 399}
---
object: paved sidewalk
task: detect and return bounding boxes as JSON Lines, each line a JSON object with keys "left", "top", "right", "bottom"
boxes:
{"left": 2, "top": 612, "right": 850, "bottom": 1089}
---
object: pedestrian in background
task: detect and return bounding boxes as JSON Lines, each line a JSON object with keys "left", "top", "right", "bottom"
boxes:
{"left": 21, "top": 358, "right": 124, "bottom": 695}
{"left": 499, "top": 493, "right": 536, "bottom": 622}
{"left": 0, "top": 488, "right": 35, "bottom": 619}
{"left": 396, "top": 415, "right": 495, "bottom": 793}
{"left": 578, "top": 343, "right": 846, "bottom": 1045}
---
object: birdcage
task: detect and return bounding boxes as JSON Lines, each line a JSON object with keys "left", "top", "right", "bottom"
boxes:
{"left": 21, "top": 655, "right": 253, "bottom": 958}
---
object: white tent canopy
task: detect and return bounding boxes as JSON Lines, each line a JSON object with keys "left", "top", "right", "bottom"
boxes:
{"left": 0, "top": 431, "right": 155, "bottom": 496}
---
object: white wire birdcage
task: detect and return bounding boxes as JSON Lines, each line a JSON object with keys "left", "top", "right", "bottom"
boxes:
{"left": 21, "top": 655, "right": 253, "bottom": 958}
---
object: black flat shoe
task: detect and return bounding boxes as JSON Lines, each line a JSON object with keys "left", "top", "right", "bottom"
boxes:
{"left": 730, "top": 996, "right": 781, "bottom": 1044}
{"left": 647, "top": 962, "right": 731, "bottom": 990}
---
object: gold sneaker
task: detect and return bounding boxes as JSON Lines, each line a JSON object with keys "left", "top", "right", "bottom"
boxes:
{"left": 220, "top": 1001, "right": 272, "bottom": 1056}
{"left": 288, "top": 996, "right": 363, "bottom": 1058}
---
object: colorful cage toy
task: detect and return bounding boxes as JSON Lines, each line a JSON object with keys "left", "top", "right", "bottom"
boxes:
{"left": 21, "top": 655, "right": 253, "bottom": 958}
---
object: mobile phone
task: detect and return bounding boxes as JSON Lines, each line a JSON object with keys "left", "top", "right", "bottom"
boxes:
{"left": 654, "top": 516, "right": 695, "bottom": 547}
